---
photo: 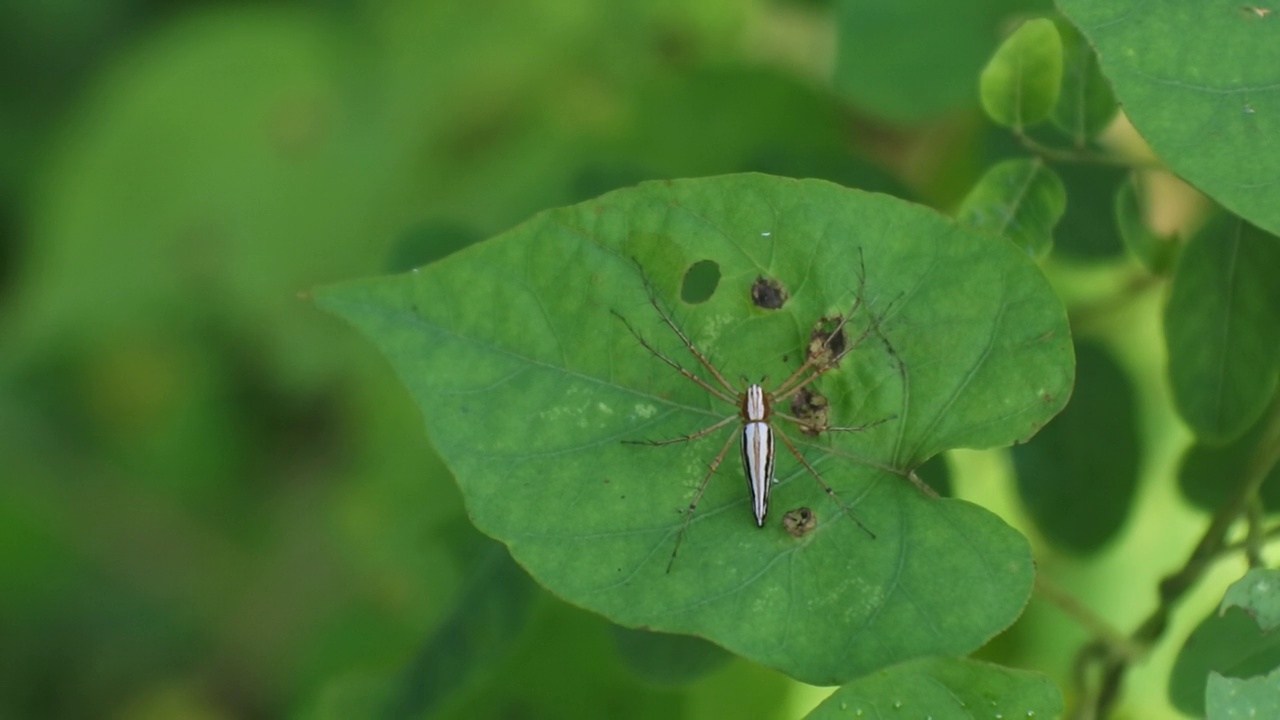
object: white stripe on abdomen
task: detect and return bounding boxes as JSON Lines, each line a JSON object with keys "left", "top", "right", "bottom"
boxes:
{"left": 741, "top": 421, "right": 775, "bottom": 526}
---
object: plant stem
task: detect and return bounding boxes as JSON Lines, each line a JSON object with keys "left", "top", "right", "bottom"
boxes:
{"left": 905, "top": 469, "right": 940, "bottom": 498}
{"left": 1244, "top": 497, "right": 1266, "bottom": 568}
{"left": 1014, "top": 130, "right": 1165, "bottom": 171}
{"left": 1219, "top": 520, "right": 1280, "bottom": 558}
{"left": 1035, "top": 574, "right": 1141, "bottom": 661}
{"left": 1067, "top": 271, "right": 1162, "bottom": 335}
{"left": 1089, "top": 392, "right": 1280, "bottom": 717}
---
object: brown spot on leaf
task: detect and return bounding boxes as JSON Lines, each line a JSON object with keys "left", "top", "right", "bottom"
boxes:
{"left": 782, "top": 507, "right": 818, "bottom": 538}
{"left": 789, "top": 387, "right": 830, "bottom": 437}
{"left": 807, "top": 315, "right": 847, "bottom": 371}
{"left": 750, "top": 275, "right": 788, "bottom": 309}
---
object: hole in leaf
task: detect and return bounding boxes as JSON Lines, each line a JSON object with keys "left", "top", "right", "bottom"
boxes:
{"left": 750, "top": 275, "right": 788, "bottom": 309}
{"left": 680, "top": 260, "right": 720, "bottom": 304}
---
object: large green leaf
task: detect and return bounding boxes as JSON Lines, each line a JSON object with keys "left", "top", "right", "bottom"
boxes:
{"left": 436, "top": 598, "right": 689, "bottom": 719}
{"left": 1165, "top": 213, "right": 1280, "bottom": 443}
{"left": 316, "top": 174, "right": 1073, "bottom": 685}
{"left": 610, "top": 626, "right": 731, "bottom": 686}
{"left": 386, "top": 532, "right": 537, "bottom": 718}
{"left": 1012, "top": 341, "right": 1136, "bottom": 553}
{"left": 804, "top": 656, "right": 1063, "bottom": 719}
{"left": 1059, "top": 0, "right": 1280, "bottom": 236}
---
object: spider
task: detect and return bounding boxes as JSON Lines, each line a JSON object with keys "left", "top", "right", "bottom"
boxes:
{"left": 613, "top": 258, "right": 895, "bottom": 571}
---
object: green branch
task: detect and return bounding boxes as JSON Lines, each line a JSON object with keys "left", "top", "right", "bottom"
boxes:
{"left": 1083, "top": 392, "right": 1280, "bottom": 718}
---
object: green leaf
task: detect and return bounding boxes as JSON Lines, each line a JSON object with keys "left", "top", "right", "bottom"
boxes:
{"left": 834, "top": 0, "right": 1053, "bottom": 123}
{"left": 1221, "top": 568, "right": 1280, "bottom": 632}
{"left": 1207, "top": 669, "right": 1280, "bottom": 720}
{"left": 387, "top": 536, "right": 537, "bottom": 718}
{"left": 1058, "top": 0, "right": 1280, "bottom": 236}
{"left": 1053, "top": 162, "right": 1127, "bottom": 259}
{"left": 1049, "top": 19, "right": 1118, "bottom": 144}
{"left": 979, "top": 18, "right": 1064, "bottom": 128}
{"left": 619, "top": 65, "right": 908, "bottom": 201}
{"left": 300, "top": 672, "right": 397, "bottom": 720}
{"left": 956, "top": 157, "right": 1067, "bottom": 257}
{"left": 436, "top": 597, "right": 688, "bottom": 719}
{"left": 610, "top": 627, "right": 731, "bottom": 686}
{"left": 316, "top": 174, "right": 1073, "bottom": 685}
{"left": 1169, "top": 606, "right": 1280, "bottom": 716}
{"left": 1178, "top": 412, "right": 1280, "bottom": 513}
{"left": 576, "top": 65, "right": 913, "bottom": 203}
{"left": 1165, "top": 213, "right": 1280, "bottom": 443}
{"left": 1012, "top": 341, "right": 1137, "bottom": 553}
{"left": 803, "top": 656, "right": 1064, "bottom": 719}
{"left": 1115, "top": 175, "right": 1179, "bottom": 274}
{"left": 16, "top": 9, "right": 375, "bottom": 386}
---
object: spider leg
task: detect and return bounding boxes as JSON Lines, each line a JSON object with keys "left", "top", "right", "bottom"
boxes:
{"left": 775, "top": 429, "right": 875, "bottom": 539}
{"left": 612, "top": 309, "right": 736, "bottom": 406}
{"left": 666, "top": 428, "right": 740, "bottom": 573}
{"left": 625, "top": 415, "right": 737, "bottom": 447}
{"left": 774, "top": 411, "right": 896, "bottom": 434}
{"left": 629, "top": 262, "right": 740, "bottom": 397}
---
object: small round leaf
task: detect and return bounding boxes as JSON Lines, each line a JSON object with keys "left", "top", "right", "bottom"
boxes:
{"left": 1049, "top": 19, "right": 1119, "bottom": 144}
{"left": 1165, "top": 213, "right": 1280, "bottom": 443}
{"left": 957, "top": 157, "right": 1067, "bottom": 257}
{"left": 980, "top": 18, "right": 1065, "bottom": 128}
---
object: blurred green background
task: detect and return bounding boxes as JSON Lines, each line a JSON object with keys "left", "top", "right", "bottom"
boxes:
{"left": 0, "top": 1, "right": 1098, "bottom": 718}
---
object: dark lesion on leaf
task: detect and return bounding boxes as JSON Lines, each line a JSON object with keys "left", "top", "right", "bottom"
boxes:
{"left": 750, "top": 275, "right": 789, "bottom": 310}
{"left": 782, "top": 507, "right": 818, "bottom": 538}
{"left": 806, "top": 315, "right": 848, "bottom": 371}
{"left": 789, "top": 387, "right": 831, "bottom": 437}
{"left": 747, "top": 274, "right": 788, "bottom": 308}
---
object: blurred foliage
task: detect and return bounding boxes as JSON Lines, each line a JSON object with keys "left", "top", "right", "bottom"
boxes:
{"left": 0, "top": 1, "right": 938, "bottom": 716}
{"left": 2, "top": 0, "right": 1277, "bottom": 719}
{"left": 1012, "top": 341, "right": 1139, "bottom": 553}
